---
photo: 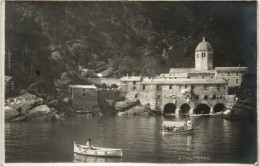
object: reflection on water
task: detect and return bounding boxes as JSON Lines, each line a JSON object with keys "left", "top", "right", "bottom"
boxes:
{"left": 5, "top": 115, "right": 257, "bottom": 163}
{"left": 73, "top": 154, "right": 122, "bottom": 163}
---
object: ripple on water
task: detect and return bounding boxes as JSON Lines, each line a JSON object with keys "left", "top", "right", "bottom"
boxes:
{"left": 5, "top": 116, "right": 257, "bottom": 163}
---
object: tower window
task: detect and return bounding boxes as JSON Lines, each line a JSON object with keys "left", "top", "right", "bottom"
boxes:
{"left": 158, "top": 95, "right": 160, "bottom": 99}
{"left": 228, "top": 72, "right": 230, "bottom": 76}
{"left": 83, "top": 93, "right": 86, "bottom": 96}
{"left": 157, "top": 85, "right": 160, "bottom": 91}
{"left": 236, "top": 72, "right": 238, "bottom": 75}
{"left": 185, "top": 85, "right": 187, "bottom": 89}
{"left": 169, "top": 85, "right": 172, "bottom": 89}
{"left": 83, "top": 88, "right": 85, "bottom": 92}
{"left": 228, "top": 79, "right": 230, "bottom": 82}
{"left": 143, "top": 85, "right": 145, "bottom": 90}
{"left": 196, "top": 95, "right": 199, "bottom": 99}
{"left": 236, "top": 79, "right": 239, "bottom": 83}
{"left": 133, "top": 81, "right": 136, "bottom": 85}
{"left": 133, "top": 86, "right": 136, "bottom": 90}
{"left": 217, "top": 85, "right": 220, "bottom": 89}
{"left": 204, "top": 85, "right": 208, "bottom": 89}
{"left": 204, "top": 95, "right": 208, "bottom": 100}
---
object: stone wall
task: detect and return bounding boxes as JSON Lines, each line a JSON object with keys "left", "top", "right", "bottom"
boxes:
{"left": 121, "top": 79, "right": 230, "bottom": 114}
{"left": 216, "top": 70, "right": 246, "bottom": 87}
{"left": 87, "top": 78, "right": 121, "bottom": 86}
{"left": 160, "top": 84, "right": 228, "bottom": 113}
{"left": 121, "top": 81, "right": 142, "bottom": 92}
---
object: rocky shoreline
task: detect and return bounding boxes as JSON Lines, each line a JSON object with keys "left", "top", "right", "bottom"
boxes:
{"left": 5, "top": 87, "right": 255, "bottom": 122}
{"left": 4, "top": 90, "right": 65, "bottom": 122}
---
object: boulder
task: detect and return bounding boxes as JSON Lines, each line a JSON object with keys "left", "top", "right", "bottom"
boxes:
{"left": 16, "top": 92, "right": 38, "bottom": 101}
{"left": 7, "top": 99, "right": 42, "bottom": 115}
{"left": 223, "top": 109, "right": 232, "bottom": 119}
{"left": 117, "top": 112, "right": 128, "bottom": 116}
{"left": 21, "top": 100, "right": 41, "bottom": 115}
{"left": 26, "top": 105, "right": 51, "bottom": 120}
{"left": 125, "top": 105, "right": 150, "bottom": 115}
{"left": 51, "top": 51, "right": 62, "bottom": 61}
{"left": 114, "top": 99, "right": 140, "bottom": 111}
{"left": 26, "top": 105, "right": 64, "bottom": 121}
{"left": 5, "top": 106, "right": 20, "bottom": 121}
{"left": 10, "top": 116, "right": 27, "bottom": 121}
{"left": 48, "top": 100, "right": 58, "bottom": 107}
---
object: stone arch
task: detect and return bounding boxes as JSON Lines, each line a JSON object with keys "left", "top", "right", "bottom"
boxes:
{"left": 213, "top": 103, "right": 225, "bottom": 113}
{"left": 194, "top": 104, "right": 210, "bottom": 114}
{"left": 180, "top": 103, "right": 191, "bottom": 114}
{"left": 163, "top": 103, "right": 176, "bottom": 114}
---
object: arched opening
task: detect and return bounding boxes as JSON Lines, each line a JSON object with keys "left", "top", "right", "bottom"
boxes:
{"left": 180, "top": 104, "right": 190, "bottom": 114}
{"left": 194, "top": 104, "right": 210, "bottom": 114}
{"left": 213, "top": 103, "right": 225, "bottom": 113}
{"left": 163, "top": 103, "right": 176, "bottom": 114}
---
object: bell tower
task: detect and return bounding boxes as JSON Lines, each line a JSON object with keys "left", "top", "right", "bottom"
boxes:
{"left": 195, "top": 37, "right": 213, "bottom": 71}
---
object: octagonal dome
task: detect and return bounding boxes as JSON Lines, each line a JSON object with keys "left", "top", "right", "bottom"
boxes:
{"left": 195, "top": 37, "right": 213, "bottom": 52}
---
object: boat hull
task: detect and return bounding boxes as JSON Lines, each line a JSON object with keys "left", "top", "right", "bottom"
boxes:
{"left": 161, "top": 128, "right": 195, "bottom": 135}
{"left": 74, "top": 144, "right": 122, "bottom": 157}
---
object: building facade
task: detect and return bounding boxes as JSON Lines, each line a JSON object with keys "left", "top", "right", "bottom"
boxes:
{"left": 69, "top": 85, "right": 98, "bottom": 110}
{"left": 5, "top": 76, "right": 15, "bottom": 94}
{"left": 120, "top": 37, "right": 248, "bottom": 114}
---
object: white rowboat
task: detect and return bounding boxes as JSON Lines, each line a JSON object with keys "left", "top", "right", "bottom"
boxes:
{"left": 74, "top": 142, "right": 123, "bottom": 157}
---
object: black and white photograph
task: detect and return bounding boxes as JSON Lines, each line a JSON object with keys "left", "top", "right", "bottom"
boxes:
{"left": 2, "top": 1, "right": 258, "bottom": 164}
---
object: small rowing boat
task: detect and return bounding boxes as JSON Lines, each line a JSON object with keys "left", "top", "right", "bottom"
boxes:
{"left": 74, "top": 142, "right": 123, "bottom": 157}
{"left": 161, "top": 121, "right": 195, "bottom": 134}
{"left": 161, "top": 128, "right": 195, "bottom": 134}
{"left": 75, "top": 110, "right": 93, "bottom": 115}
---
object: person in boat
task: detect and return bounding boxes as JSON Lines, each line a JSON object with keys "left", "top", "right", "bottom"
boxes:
{"left": 187, "top": 118, "right": 192, "bottom": 129}
{"left": 173, "top": 126, "right": 177, "bottom": 131}
{"left": 86, "top": 139, "right": 94, "bottom": 149}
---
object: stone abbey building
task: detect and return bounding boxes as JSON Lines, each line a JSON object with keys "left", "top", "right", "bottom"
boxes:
{"left": 120, "top": 37, "right": 248, "bottom": 114}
